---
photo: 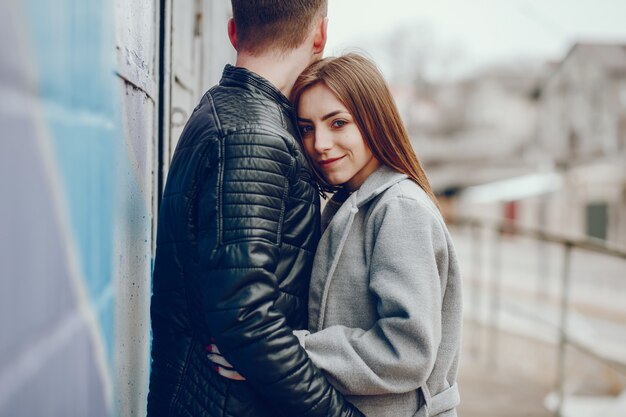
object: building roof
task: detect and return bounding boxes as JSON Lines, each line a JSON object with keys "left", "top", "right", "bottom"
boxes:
{"left": 548, "top": 42, "right": 626, "bottom": 81}
{"left": 534, "top": 42, "right": 626, "bottom": 98}
{"left": 569, "top": 42, "right": 626, "bottom": 74}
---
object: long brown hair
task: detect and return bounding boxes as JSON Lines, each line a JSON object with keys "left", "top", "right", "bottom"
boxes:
{"left": 290, "top": 53, "right": 438, "bottom": 206}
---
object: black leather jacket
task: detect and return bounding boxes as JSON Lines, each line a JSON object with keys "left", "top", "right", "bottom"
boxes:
{"left": 147, "top": 65, "right": 363, "bottom": 417}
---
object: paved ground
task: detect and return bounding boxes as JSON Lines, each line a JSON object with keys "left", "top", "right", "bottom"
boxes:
{"left": 454, "top": 317, "right": 557, "bottom": 417}
{"left": 457, "top": 358, "right": 554, "bottom": 417}
{"left": 449, "top": 226, "right": 626, "bottom": 416}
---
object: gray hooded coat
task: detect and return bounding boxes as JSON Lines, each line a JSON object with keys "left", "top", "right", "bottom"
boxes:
{"left": 301, "top": 165, "right": 463, "bottom": 417}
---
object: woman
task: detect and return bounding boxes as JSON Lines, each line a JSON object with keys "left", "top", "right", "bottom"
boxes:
{"left": 210, "top": 53, "right": 462, "bottom": 417}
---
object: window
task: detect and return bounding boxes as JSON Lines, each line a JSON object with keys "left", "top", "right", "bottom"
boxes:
{"left": 585, "top": 201, "right": 608, "bottom": 240}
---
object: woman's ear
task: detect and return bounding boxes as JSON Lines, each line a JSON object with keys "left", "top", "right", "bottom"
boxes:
{"left": 227, "top": 17, "right": 238, "bottom": 50}
{"left": 312, "top": 17, "right": 328, "bottom": 56}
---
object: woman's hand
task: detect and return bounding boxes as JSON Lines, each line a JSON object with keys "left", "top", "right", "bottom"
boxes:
{"left": 206, "top": 344, "right": 246, "bottom": 381}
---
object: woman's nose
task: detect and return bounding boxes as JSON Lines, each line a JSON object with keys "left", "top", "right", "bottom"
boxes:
{"left": 313, "top": 129, "right": 333, "bottom": 153}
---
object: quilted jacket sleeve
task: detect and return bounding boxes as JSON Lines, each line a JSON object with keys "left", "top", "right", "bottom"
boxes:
{"left": 200, "top": 131, "right": 363, "bottom": 417}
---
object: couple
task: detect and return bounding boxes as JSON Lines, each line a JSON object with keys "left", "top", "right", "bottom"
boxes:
{"left": 147, "top": 1, "right": 462, "bottom": 416}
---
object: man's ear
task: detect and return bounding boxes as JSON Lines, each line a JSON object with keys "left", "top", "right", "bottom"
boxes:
{"left": 227, "top": 17, "right": 238, "bottom": 50}
{"left": 312, "top": 17, "right": 328, "bottom": 55}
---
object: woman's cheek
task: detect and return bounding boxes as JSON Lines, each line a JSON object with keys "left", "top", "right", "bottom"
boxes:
{"left": 304, "top": 141, "right": 316, "bottom": 159}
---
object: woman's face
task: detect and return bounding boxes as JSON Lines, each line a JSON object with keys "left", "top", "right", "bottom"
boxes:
{"left": 297, "top": 83, "right": 380, "bottom": 191}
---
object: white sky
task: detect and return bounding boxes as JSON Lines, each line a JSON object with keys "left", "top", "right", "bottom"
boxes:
{"left": 325, "top": 0, "right": 626, "bottom": 80}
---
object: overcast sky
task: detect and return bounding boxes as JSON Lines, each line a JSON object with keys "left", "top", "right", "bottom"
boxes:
{"left": 325, "top": 0, "right": 626, "bottom": 80}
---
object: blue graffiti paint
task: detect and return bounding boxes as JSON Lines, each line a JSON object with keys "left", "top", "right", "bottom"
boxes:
{"left": 23, "top": 0, "right": 122, "bottom": 364}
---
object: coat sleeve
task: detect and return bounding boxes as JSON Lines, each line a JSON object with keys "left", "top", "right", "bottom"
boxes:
{"left": 200, "top": 132, "right": 363, "bottom": 417}
{"left": 303, "top": 195, "right": 448, "bottom": 396}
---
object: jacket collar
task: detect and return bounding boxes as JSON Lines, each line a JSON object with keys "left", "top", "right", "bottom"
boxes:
{"left": 220, "top": 65, "right": 293, "bottom": 111}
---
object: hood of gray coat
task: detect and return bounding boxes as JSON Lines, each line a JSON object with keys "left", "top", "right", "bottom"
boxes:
{"left": 353, "top": 165, "right": 409, "bottom": 208}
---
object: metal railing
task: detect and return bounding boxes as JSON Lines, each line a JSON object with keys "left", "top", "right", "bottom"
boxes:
{"left": 450, "top": 217, "right": 626, "bottom": 416}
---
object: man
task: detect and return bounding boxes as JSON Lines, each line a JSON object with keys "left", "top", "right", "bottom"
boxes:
{"left": 146, "top": 1, "right": 363, "bottom": 416}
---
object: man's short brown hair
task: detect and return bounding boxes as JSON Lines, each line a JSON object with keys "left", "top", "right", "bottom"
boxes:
{"left": 231, "top": 0, "right": 327, "bottom": 54}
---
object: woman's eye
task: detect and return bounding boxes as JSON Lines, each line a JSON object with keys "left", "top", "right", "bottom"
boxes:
{"left": 299, "top": 125, "right": 313, "bottom": 136}
{"left": 332, "top": 120, "right": 347, "bottom": 128}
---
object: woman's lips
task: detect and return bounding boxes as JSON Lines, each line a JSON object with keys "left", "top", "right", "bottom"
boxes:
{"left": 318, "top": 155, "right": 345, "bottom": 169}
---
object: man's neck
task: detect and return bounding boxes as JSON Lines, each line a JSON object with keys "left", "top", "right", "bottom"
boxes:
{"left": 234, "top": 50, "right": 311, "bottom": 99}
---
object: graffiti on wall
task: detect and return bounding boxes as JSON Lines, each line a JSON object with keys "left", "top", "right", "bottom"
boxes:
{"left": 0, "top": 0, "right": 154, "bottom": 415}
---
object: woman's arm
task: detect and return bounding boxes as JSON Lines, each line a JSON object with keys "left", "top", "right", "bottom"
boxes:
{"left": 303, "top": 195, "right": 449, "bottom": 396}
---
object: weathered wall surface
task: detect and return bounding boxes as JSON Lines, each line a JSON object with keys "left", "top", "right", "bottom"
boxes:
{"left": 0, "top": 0, "right": 233, "bottom": 414}
{"left": 0, "top": 0, "right": 156, "bottom": 415}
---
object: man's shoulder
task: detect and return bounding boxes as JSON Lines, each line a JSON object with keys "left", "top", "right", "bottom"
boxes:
{"left": 207, "top": 85, "right": 293, "bottom": 138}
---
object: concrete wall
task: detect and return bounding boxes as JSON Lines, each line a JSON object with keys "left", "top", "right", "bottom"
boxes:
{"left": 1, "top": 0, "right": 156, "bottom": 415}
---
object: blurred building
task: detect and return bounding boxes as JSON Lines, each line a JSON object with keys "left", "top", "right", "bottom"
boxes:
{"left": 533, "top": 43, "right": 626, "bottom": 247}
{"left": 395, "top": 62, "right": 545, "bottom": 219}
{"left": 423, "top": 42, "right": 626, "bottom": 249}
